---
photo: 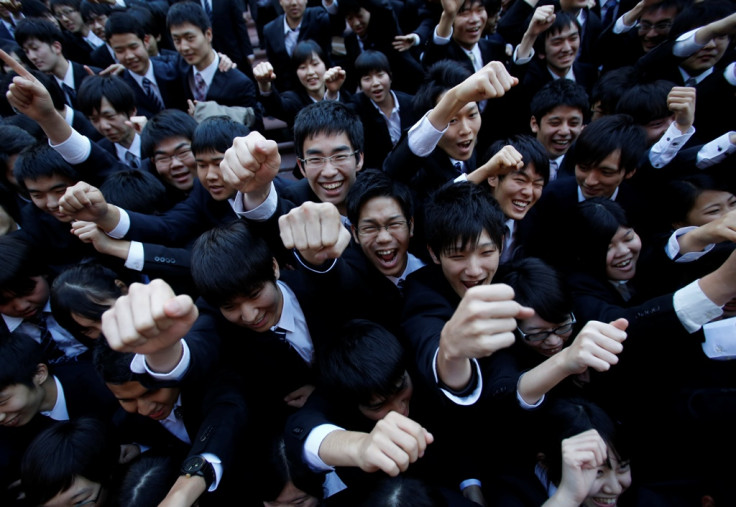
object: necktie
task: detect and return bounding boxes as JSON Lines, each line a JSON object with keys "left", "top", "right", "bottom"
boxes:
{"left": 549, "top": 159, "right": 559, "bottom": 180}
{"left": 125, "top": 150, "right": 141, "bottom": 169}
{"left": 142, "top": 77, "right": 165, "bottom": 112}
{"left": 62, "top": 83, "right": 76, "bottom": 106}
{"left": 684, "top": 77, "right": 697, "bottom": 87}
{"left": 30, "top": 313, "right": 66, "bottom": 365}
{"left": 601, "top": 0, "right": 617, "bottom": 28}
{"left": 454, "top": 162, "right": 463, "bottom": 174}
{"left": 468, "top": 51, "right": 480, "bottom": 72}
{"left": 194, "top": 72, "right": 207, "bottom": 101}
{"left": 203, "top": 0, "right": 213, "bottom": 23}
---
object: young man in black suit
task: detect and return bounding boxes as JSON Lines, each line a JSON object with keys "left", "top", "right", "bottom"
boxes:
{"left": 203, "top": 0, "right": 255, "bottom": 71}
{"left": 50, "top": 0, "right": 105, "bottom": 50}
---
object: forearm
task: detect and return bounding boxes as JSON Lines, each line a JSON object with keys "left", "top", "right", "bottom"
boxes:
{"left": 427, "top": 86, "right": 466, "bottom": 130}
{"left": 160, "top": 475, "right": 207, "bottom": 507}
{"left": 517, "top": 30, "right": 537, "bottom": 60}
{"left": 517, "top": 353, "right": 568, "bottom": 405}
{"left": 695, "top": 12, "right": 736, "bottom": 44}
{"left": 622, "top": 1, "right": 644, "bottom": 26}
{"left": 97, "top": 204, "right": 122, "bottom": 232}
{"left": 698, "top": 250, "right": 736, "bottom": 306}
{"left": 436, "top": 348, "right": 473, "bottom": 390}
{"left": 37, "top": 109, "right": 73, "bottom": 145}
{"left": 436, "top": 11, "right": 454, "bottom": 39}
{"left": 318, "top": 429, "right": 363, "bottom": 468}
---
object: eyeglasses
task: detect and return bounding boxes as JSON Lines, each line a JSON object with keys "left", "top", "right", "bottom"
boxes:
{"left": 356, "top": 221, "right": 408, "bottom": 238}
{"left": 298, "top": 151, "right": 359, "bottom": 169}
{"left": 153, "top": 146, "right": 193, "bottom": 166}
{"left": 638, "top": 21, "right": 672, "bottom": 32}
{"left": 517, "top": 314, "right": 576, "bottom": 343}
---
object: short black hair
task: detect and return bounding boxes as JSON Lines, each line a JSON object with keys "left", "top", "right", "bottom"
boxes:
{"left": 105, "top": 11, "right": 146, "bottom": 41}
{"left": 669, "top": 0, "right": 733, "bottom": 39}
{"left": 21, "top": 417, "right": 119, "bottom": 506}
{"left": 293, "top": 101, "right": 363, "bottom": 159}
{"left": 499, "top": 258, "right": 572, "bottom": 325}
{"left": 292, "top": 39, "right": 328, "bottom": 70}
{"left": 166, "top": 0, "right": 211, "bottom": 33}
{"left": 118, "top": 453, "right": 180, "bottom": 507}
{"left": 76, "top": 75, "right": 137, "bottom": 118}
{"left": 191, "top": 116, "right": 250, "bottom": 157}
{"left": 568, "top": 114, "right": 645, "bottom": 176}
{"left": 190, "top": 220, "right": 276, "bottom": 308}
{"left": 616, "top": 80, "right": 676, "bottom": 125}
{"left": 358, "top": 476, "right": 446, "bottom": 507}
{"left": 354, "top": 50, "right": 392, "bottom": 81}
{"left": 535, "top": 10, "right": 580, "bottom": 57}
{"left": 15, "top": 17, "right": 65, "bottom": 47}
{"left": 13, "top": 143, "right": 79, "bottom": 191}
{"left": 99, "top": 170, "right": 168, "bottom": 214}
{"left": 484, "top": 134, "right": 551, "bottom": 186}
{"left": 590, "top": 67, "right": 637, "bottom": 117}
{"left": 425, "top": 181, "right": 505, "bottom": 258}
{"left": 140, "top": 109, "right": 198, "bottom": 159}
{"left": 0, "top": 333, "right": 44, "bottom": 390}
{"left": 530, "top": 79, "right": 589, "bottom": 123}
{"left": 49, "top": 0, "right": 81, "bottom": 11}
{"left": 413, "top": 60, "right": 471, "bottom": 115}
{"left": 50, "top": 263, "right": 124, "bottom": 338}
{"left": 93, "top": 338, "right": 136, "bottom": 384}
{"left": 574, "top": 197, "right": 632, "bottom": 275}
{"left": 320, "top": 319, "right": 407, "bottom": 407}
{"left": 0, "top": 125, "right": 36, "bottom": 184}
{"left": 337, "top": 0, "right": 363, "bottom": 17}
{"left": 0, "top": 233, "right": 46, "bottom": 303}
{"left": 665, "top": 174, "right": 728, "bottom": 226}
{"left": 346, "top": 169, "right": 413, "bottom": 227}
{"left": 80, "top": 0, "right": 112, "bottom": 23}
{"left": 260, "top": 437, "right": 324, "bottom": 503}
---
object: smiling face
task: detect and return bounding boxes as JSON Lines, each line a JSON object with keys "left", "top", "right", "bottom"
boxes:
{"left": 25, "top": 175, "right": 76, "bottom": 222}
{"left": 353, "top": 196, "right": 413, "bottom": 277}
{"left": 489, "top": 164, "right": 545, "bottom": 221}
{"left": 531, "top": 105, "right": 584, "bottom": 158}
{"left": 638, "top": 6, "right": 677, "bottom": 52}
{"left": 152, "top": 136, "right": 196, "bottom": 191}
{"left": 195, "top": 149, "right": 235, "bottom": 201}
{"left": 517, "top": 313, "right": 573, "bottom": 357}
{"left": 437, "top": 101, "right": 481, "bottom": 161}
{"left": 431, "top": 229, "right": 499, "bottom": 298}
{"left": 89, "top": 97, "right": 136, "bottom": 147}
{"left": 680, "top": 34, "right": 729, "bottom": 75}
{"left": 360, "top": 69, "right": 392, "bottom": 106}
{"left": 581, "top": 448, "right": 632, "bottom": 507}
{"left": 683, "top": 190, "right": 736, "bottom": 227}
{"left": 0, "top": 374, "right": 46, "bottom": 428}
{"left": 109, "top": 32, "right": 151, "bottom": 76}
{"left": 542, "top": 23, "right": 580, "bottom": 77}
{"left": 453, "top": 0, "right": 488, "bottom": 50}
{"left": 170, "top": 22, "right": 213, "bottom": 70}
{"left": 296, "top": 52, "right": 326, "bottom": 96}
{"left": 575, "top": 150, "right": 633, "bottom": 199}
{"left": 218, "top": 268, "right": 284, "bottom": 333}
{"left": 106, "top": 380, "right": 180, "bottom": 421}
{"left": 358, "top": 371, "right": 413, "bottom": 421}
{"left": 605, "top": 226, "right": 641, "bottom": 281}
{"left": 298, "top": 132, "right": 363, "bottom": 215}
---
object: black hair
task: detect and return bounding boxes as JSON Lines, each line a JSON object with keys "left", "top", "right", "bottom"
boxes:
{"left": 357, "top": 476, "right": 446, "bottom": 507}
{"left": 80, "top": 0, "right": 112, "bottom": 23}
{"left": 665, "top": 174, "right": 731, "bottom": 226}
{"left": 499, "top": 258, "right": 572, "bottom": 324}
{"left": 104, "top": 11, "right": 147, "bottom": 42}
{"left": 0, "top": 333, "right": 44, "bottom": 390}
{"left": 76, "top": 75, "right": 137, "bottom": 118}
{"left": 0, "top": 232, "right": 46, "bottom": 303}
{"left": 191, "top": 116, "right": 250, "bottom": 157}
{"left": 354, "top": 50, "right": 392, "bottom": 80}
{"left": 140, "top": 109, "right": 198, "bottom": 159}
{"left": 129, "top": 5, "right": 163, "bottom": 39}
{"left": 2, "top": 115, "right": 46, "bottom": 142}
{"left": 568, "top": 114, "right": 645, "bottom": 176}
{"left": 166, "top": 1, "right": 211, "bottom": 33}
{"left": 190, "top": 220, "right": 276, "bottom": 308}
{"left": 291, "top": 39, "right": 328, "bottom": 70}
{"left": 19, "top": 0, "right": 53, "bottom": 19}
{"left": 93, "top": 338, "right": 136, "bottom": 384}
{"left": 413, "top": 60, "right": 472, "bottom": 115}
{"left": 21, "top": 417, "right": 119, "bottom": 506}
{"left": 669, "top": 0, "right": 733, "bottom": 39}
{"left": 590, "top": 67, "right": 637, "bottom": 118}
{"left": 319, "top": 319, "right": 407, "bottom": 407}
{"left": 530, "top": 79, "right": 589, "bottom": 123}
{"left": 337, "top": 0, "right": 363, "bottom": 17}
{"left": 574, "top": 197, "right": 632, "bottom": 276}
{"left": 540, "top": 398, "right": 629, "bottom": 488}
{"left": 425, "top": 181, "right": 505, "bottom": 258}
{"left": 0, "top": 70, "right": 68, "bottom": 115}
{"left": 293, "top": 100, "right": 363, "bottom": 159}
{"left": 118, "top": 453, "right": 180, "bottom": 507}
{"left": 346, "top": 169, "right": 413, "bottom": 227}
{"left": 616, "top": 80, "right": 676, "bottom": 125}
{"left": 484, "top": 134, "right": 551, "bottom": 186}
{"left": 13, "top": 143, "right": 79, "bottom": 191}
{"left": 15, "top": 17, "right": 65, "bottom": 47}
{"left": 49, "top": 0, "right": 81, "bottom": 11}
{"left": 50, "top": 263, "right": 124, "bottom": 338}
{"left": 260, "top": 436, "right": 324, "bottom": 503}
{"left": 99, "top": 170, "right": 168, "bottom": 214}
{"left": 642, "top": 0, "right": 684, "bottom": 16}
{"left": 0, "top": 39, "right": 23, "bottom": 74}
{"left": 0, "top": 126, "right": 36, "bottom": 185}
{"left": 534, "top": 10, "right": 580, "bottom": 57}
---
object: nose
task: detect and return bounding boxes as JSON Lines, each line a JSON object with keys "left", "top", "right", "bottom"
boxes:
{"left": 584, "top": 172, "right": 599, "bottom": 187}
{"left": 464, "top": 255, "right": 484, "bottom": 277}
{"left": 386, "top": 398, "right": 410, "bottom": 417}
{"left": 137, "top": 400, "right": 155, "bottom": 417}
{"left": 601, "top": 470, "right": 624, "bottom": 495}
{"left": 703, "top": 38, "right": 717, "bottom": 49}
{"left": 170, "top": 154, "right": 184, "bottom": 169}
{"left": 206, "top": 165, "right": 219, "bottom": 181}
{"left": 458, "top": 117, "right": 472, "bottom": 135}
{"left": 561, "top": 40, "right": 571, "bottom": 52}
{"left": 46, "top": 194, "right": 60, "bottom": 210}
{"left": 371, "top": 75, "right": 380, "bottom": 87}
{"left": 544, "top": 333, "right": 563, "bottom": 347}
{"left": 239, "top": 302, "right": 259, "bottom": 324}
{"left": 558, "top": 122, "right": 570, "bottom": 135}
{"left": 375, "top": 226, "right": 392, "bottom": 242}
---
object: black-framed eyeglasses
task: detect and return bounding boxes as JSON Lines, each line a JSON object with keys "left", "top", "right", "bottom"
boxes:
{"left": 153, "top": 146, "right": 193, "bottom": 166}
{"left": 298, "top": 151, "right": 359, "bottom": 168}
{"left": 638, "top": 21, "right": 672, "bottom": 32}
{"left": 356, "top": 220, "right": 408, "bottom": 238}
{"left": 517, "top": 314, "right": 576, "bottom": 343}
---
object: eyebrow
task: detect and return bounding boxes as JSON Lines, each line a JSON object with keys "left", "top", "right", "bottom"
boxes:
{"left": 155, "top": 142, "right": 190, "bottom": 155}
{"left": 360, "top": 214, "right": 404, "bottom": 224}
{"left": 27, "top": 183, "right": 68, "bottom": 193}
{"left": 305, "top": 144, "right": 351, "bottom": 156}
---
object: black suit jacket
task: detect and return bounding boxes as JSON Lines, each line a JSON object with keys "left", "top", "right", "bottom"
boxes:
{"left": 71, "top": 107, "right": 103, "bottom": 142}
{"left": 122, "top": 58, "right": 187, "bottom": 119}
{"left": 89, "top": 43, "right": 116, "bottom": 69}
{"left": 209, "top": 0, "right": 254, "bottom": 69}
{"left": 422, "top": 37, "right": 509, "bottom": 72}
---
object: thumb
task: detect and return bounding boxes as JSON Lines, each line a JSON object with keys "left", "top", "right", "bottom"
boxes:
{"left": 517, "top": 305, "right": 535, "bottom": 319}
{"left": 609, "top": 318, "right": 628, "bottom": 331}
{"left": 163, "top": 295, "right": 195, "bottom": 319}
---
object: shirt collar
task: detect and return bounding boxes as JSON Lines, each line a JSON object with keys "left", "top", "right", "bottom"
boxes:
{"left": 40, "top": 375, "right": 69, "bottom": 421}
{"left": 115, "top": 132, "right": 141, "bottom": 158}
{"left": 577, "top": 185, "right": 619, "bottom": 202}
{"left": 283, "top": 15, "right": 302, "bottom": 34}
{"left": 272, "top": 280, "right": 295, "bottom": 334}
{"left": 368, "top": 90, "right": 400, "bottom": 115}
{"left": 678, "top": 66, "right": 713, "bottom": 86}
{"left": 195, "top": 51, "right": 219, "bottom": 85}
{"left": 387, "top": 253, "right": 425, "bottom": 287}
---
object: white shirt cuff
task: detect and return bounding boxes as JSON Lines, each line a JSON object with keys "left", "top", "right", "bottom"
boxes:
{"left": 293, "top": 251, "right": 338, "bottom": 273}
{"left": 674, "top": 280, "right": 723, "bottom": 333}
{"left": 232, "top": 182, "right": 278, "bottom": 220}
{"left": 613, "top": 15, "right": 634, "bottom": 34}
{"left": 303, "top": 424, "right": 344, "bottom": 472}
{"left": 432, "top": 25, "right": 452, "bottom": 45}
{"left": 410, "top": 33, "right": 421, "bottom": 46}
{"left": 407, "top": 111, "right": 447, "bottom": 157}
{"left": 673, "top": 28, "right": 702, "bottom": 58}
{"left": 460, "top": 478, "right": 482, "bottom": 490}
{"left": 666, "top": 226, "right": 714, "bottom": 262}
{"left": 107, "top": 207, "right": 130, "bottom": 238}
{"left": 696, "top": 131, "right": 736, "bottom": 169}
{"left": 515, "top": 373, "right": 545, "bottom": 409}
{"left": 49, "top": 128, "right": 92, "bottom": 164}
{"left": 124, "top": 241, "right": 144, "bottom": 271}
{"left": 200, "top": 452, "right": 223, "bottom": 491}
{"left": 431, "top": 348, "right": 483, "bottom": 405}
{"left": 724, "top": 62, "right": 736, "bottom": 87}
{"left": 323, "top": 0, "right": 338, "bottom": 15}
{"left": 130, "top": 339, "right": 191, "bottom": 381}
{"left": 512, "top": 44, "right": 534, "bottom": 65}
{"left": 649, "top": 122, "right": 695, "bottom": 168}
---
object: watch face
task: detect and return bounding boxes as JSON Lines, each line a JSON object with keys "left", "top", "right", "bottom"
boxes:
{"left": 184, "top": 456, "right": 206, "bottom": 473}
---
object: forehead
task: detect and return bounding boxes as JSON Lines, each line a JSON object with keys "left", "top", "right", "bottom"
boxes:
{"left": 194, "top": 149, "right": 225, "bottom": 161}
{"left": 107, "top": 380, "right": 148, "bottom": 399}
{"left": 359, "top": 195, "right": 404, "bottom": 220}
{"left": 170, "top": 22, "right": 204, "bottom": 37}
{"left": 25, "top": 174, "right": 74, "bottom": 191}
{"left": 154, "top": 136, "right": 191, "bottom": 154}
{"left": 302, "top": 131, "right": 353, "bottom": 154}
{"left": 503, "top": 164, "right": 543, "bottom": 182}
{"left": 109, "top": 32, "right": 144, "bottom": 46}
{"left": 459, "top": 0, "right": 485, "bottom": 11}
{"left": 641, "top": 6, "right": 678, "bottom": 22}
{"left": 547, "top": 23, "right": 579, "bottom": 41}
{"left": 446, "top": 229, "right": 494, "bottom": 253}
{"left": 297, "top": 52, "right": 322, "bottom": 65}
{"left": 22, "top": 37, "right": 48, "bottom": 48}
{"left": 93, "top": 97, "right": 119, "bottom": 114}
{"left": 542, "top": 105, "right": 584, "bottom": 122}
{"left": 0, "top": 383, "right": 32, "bottom": 399}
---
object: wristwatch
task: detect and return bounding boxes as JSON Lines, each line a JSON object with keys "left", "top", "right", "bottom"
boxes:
{"left": 180, "top": 455, "right": 215, "bottom": 489}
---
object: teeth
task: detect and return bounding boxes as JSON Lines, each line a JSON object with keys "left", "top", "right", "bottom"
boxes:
{"left": 512, "top": 200, "right": 528, "bottom": 208}
{"left": 322, "top": 181, "right": 343, "bottom": 190}
{"left": 592, "top": 499, "right": 617, "bottom": 505}
{"left": 614, "top": 259, "right": 631, "bottom": 268}
{"left": 377, "top": 250, "right": 394, "bottom": 256}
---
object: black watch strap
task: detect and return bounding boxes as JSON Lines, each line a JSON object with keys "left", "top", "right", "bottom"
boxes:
{"left": 180, "top": 455, "right": 215, "bottom": 489}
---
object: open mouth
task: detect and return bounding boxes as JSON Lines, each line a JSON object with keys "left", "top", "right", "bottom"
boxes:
{"left": 511, "top": 199, "right": 529, "bottom": 210}
{"left": 590, "top": 498, "right": 618, "bottom": 506}
{"left": 320, "top": 180, "right": 344, "bottom": 193}
{"left": 613, "top": 258, "right": 632, "bottom": 269}
{"left": 462, "top": 278, "right": 485, "bottom": 289}
{"left": 375, "top": 248, "right": 398, "bottom": 268}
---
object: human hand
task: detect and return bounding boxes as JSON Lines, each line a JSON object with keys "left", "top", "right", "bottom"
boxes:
{"left": 59, "top": 181, "right": 111, "bottom": 223}
{"left": 98, "top": 63, "right": 126, "bottom": 76}
{"left": 279, "top": 201, "right": 351, "bottom": 265}
{"left": 527, "top": 6, "right": 556, "bottom": 37}
{"left": 284, "top": 384, "right": 316, "bottom": 408}
{"left": 392, "top": 34, "right": 416, "bottom": 52}
{"left": 453, "top": 61, "right": 519, "bottom": 104}
{"left": 668, "top": 86, "right": 696, "bottom": 134}
{"left": 126, "top": 115, "right": 147, "bottom": 135}
{"left": 468, "top": 145, "right": 524, "bottom": 184}
{"left": 559, "top": 319, "right": 627, "bottom": 375}
{"left": 187, "top": 99, "right": 197, "bottom": 117}
{"left": 324, "top": 66, "right": 346, "bottom": 95}
{"left": 551, "top": 430, "right": 608, "bottom": 506}
{"left": 119, "top": 444, "right": 141, "bottom": 464}
{"left": 252, "top": 61, "right": 276, "bottom": 93}
{"left": 217, "top": 52, "right": 236, "bottom": 72}
{"left": 220, "top": 131, "right": 281, "bottom": 199}
{"left": 0, "top": 49, "right": 57, "bottom": 122}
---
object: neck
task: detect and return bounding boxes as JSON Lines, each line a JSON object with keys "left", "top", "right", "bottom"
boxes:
{"left": 377, "top": 91, "right": 394, "bottom": 114}
{"left": 39, "top": 376, "right": 58, "bottom": 413}
{"left": 119, "top": 130, "right": 135, "bottom": 149}
{"left": 134, "top": 60, "right": 151, "bottom": 77}
{"left": 548, "top": 65, "right": 570, "bottom": 78}
{"left": 195, "top": 49, "right": 215, "bottom": 71}
{"left": 53, "top": 58, "right": 69, "bottom": 80}
{"left": 307, "top": 84, "right": 325, "bottom": 101}
{"left": 286, "top": 15, "right": 302, "bottom": 30}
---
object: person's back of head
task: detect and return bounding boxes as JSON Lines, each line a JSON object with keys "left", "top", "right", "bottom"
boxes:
{"left": 346, "top": 169, "right": 413, "bottom": 228}
{"left": 568, "top": 114, "right": 646, "bottom": 177}
{"left": 0, "top": 234, "right": 46, "bottom": 301}
{"left": 259, "top": 436, "right": 324, "bottom": 505}
{"left": 413, "top": 60, "right": 472, "bottom": 115}
{"left": 99, "top": 170, "right": 168, "bottom": 214}
{"left": 0, "top": 333, "right": 44, "bottom": 392}
{"left": 118, "top": 453, "right": 180, "bottom": 507}
{"left": 165, "top": 0, "right": 210, "bottom": 33}
{"left": 0, "top": 125, "right": 36, "bottom": 186}
{"left": 191, "top": 116, "right": 250, "bottom": 157}
{"left": 190, "top": 220, "right": 276, "bottom": 308}
{"left": 92, "top": 337, "right": 136, "bottom": 384}
{"left": 2, "top": 115, "right": 46, "bottom": 142}
{"left": 21, "top": 417, "right": 119, "bottom": 506}
{"left": 76, "top": 74, "right": 137, "bottom": 119}
{"left": 104, "top": 11, "right": 147, "bottom": 42}
{"left": 590, "top": 67, "right": 637, "bottom": 119}
{"left": 140, "top": 109, "right": 198, "bottom": 159}
{"left": 15, "top": 17, "right": 64, "bottom": 48}
{"left": 293, "top": 100, "right": 364, "bottom": 159}
{"left": 499, "top": 257, "right": 571, "bottom": 325}
{"left": 357, "top": 476, "right": 446, "bottom": 507}
{"left": 530, "top": 79, "right": 589, "bottom": 125}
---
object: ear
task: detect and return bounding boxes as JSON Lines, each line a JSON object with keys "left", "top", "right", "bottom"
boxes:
{"left": 143, "top": 34, "right": 151, "bottom": 49}
{"left": 408, "top": 217, "right": 414, "bottom": 238}
{"left": 351, "top": 225, "right": 360, "bottom": 244}
{"left": 529, "top": 116, "right": 539, "bottom": 134}
{"left": 33, "top": 364, "right": 49, "bottom": 387}
{"left": 487, "top": 175, "right": 498, "bottom": 189}
{"left": 296, "top": 158, "right": 307, "bottom": 179}
{"left": 114, "top": 279, "right": 128, "bottom": 295}
{"left": 130, "top": 106, "right": 137, "bottom": 118}
{"left": 205, "top": 28, "right": 213, "bottom": 43}
{"left": 428, "top": 246, "right": 440, "bottom": 265}
{"left": 272, "top": 257, "right": 280, "bottom": 280}
{"left": 355, "top": 151, "right": 364, "bottom": 172}
{"left": 624, "top": 168, "right": 637, "bottom": 180}
{"left": 51, "top": 41, "right": 62, "bottom": 55}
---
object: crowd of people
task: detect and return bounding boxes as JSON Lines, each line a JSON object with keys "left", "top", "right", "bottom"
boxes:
{"left": 0, "top": 0, "right": 734, "bottom": 505}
